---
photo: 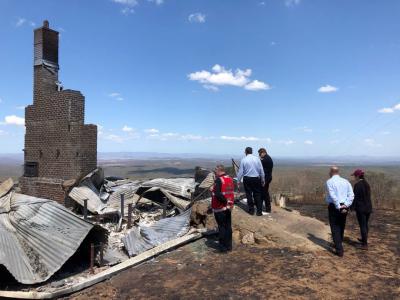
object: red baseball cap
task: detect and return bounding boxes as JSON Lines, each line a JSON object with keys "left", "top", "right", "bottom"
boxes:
{"left": 351, "top": 169, "right": 364, "bottom": 177}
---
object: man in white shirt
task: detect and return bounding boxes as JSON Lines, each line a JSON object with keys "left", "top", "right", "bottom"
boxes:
{"left": 237, "top": 147, "right": 265, "bottom": 216}
{"left": 325, "top": 166, "right": 354, "bottom": 257}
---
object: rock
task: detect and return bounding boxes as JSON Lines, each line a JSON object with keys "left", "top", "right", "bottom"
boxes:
{"left": 232, "top": 230, "right": 241, "bottom": 243}
{"left": 241, "top": 232, "right": 255, "bottom": 245}
{"left": 254, "top": 232, "right": 269, "bottom": 245}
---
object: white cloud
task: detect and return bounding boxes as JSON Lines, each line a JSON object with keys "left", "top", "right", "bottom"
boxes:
{"left": 144, "top": 128, "right": 159, "bottom": 134}
{"left": 112, "top": 0, "right": 138, "bottom": 14}
{"left": 163, "top": 132, "right": 179, "bottom": 137}
{"left": 244, "top": 80, "right": 270, "bottom": 91}
{"left": 180, "top": 134, "right": 203, "bottom": 141}
{"left": 318, "top": 85, "right": 338, "bottom": 93}
{"left": 104, "top": 134, "right": 125, "bottom": 143}
{"left": 97, "top": 124, "right": 104, "bottom": 136}
{"left": 381, "top": 131, "right": 390, "bottom": 135}
{"left": 220, "top": 135, "right": 271, "bottom": 142}
{"left": 304, "top": 140, "right": 313, "bottom": 145}
{"left": 148, "top": 0, "right": 164, "bottom": 4}
{"left": 113, "top": 0, "right": 138, "bottom": 5}
{"left": 122, "top": 125, "right": 134, "bottom": 132}
{"left": 3, "top": 115, "right": 25, "bottom": 126}
{"left": 203, "top": 85, "right": 219, "bottom": 92}
{"left": 15, "top": 18, "right": 26, "bottom": 27}
{"left": 188, "top": 13, "right": 206, "bottom": 23}
{"left": 332, "top": 129, "right": 341, "bottom": 133}
{"left": 146, "top": 131, "right": 204, "bottom": 141}
{"left": 0, "top": 129, "right": 7, "bottom": 136}
{"left": 364, "top": 138, "right": 382, "bottom": 148}
{"left": 0, "top": 97, "right": 2, "bottom": 103}
{"left": 121, "top": 7, "right": 135, "bottom": 14}
{"left": 189, "top": 64, "right": 270, "bottom": 92}
{"left": 15, "top": 18, "right": 35, "bottom": 27}
{"left": 109, "top": 92, "right": 124, "bottom": 101}
{"left": 259, "top": 2, "right": 266, "bottom": 6}
{"left": 285, "top": 0, "right": 301, "bottom": 7}
{"left": 379, "top": 103, "right": 400, "bottom": 113}
{"left": 378, "top": 107, "right": 394, "bottom": 114}
{"left": 16, "top": 105, "right": 26, "bottom": 110}
{"left": 270, "top": 41, "right": 276, "bottom": 46}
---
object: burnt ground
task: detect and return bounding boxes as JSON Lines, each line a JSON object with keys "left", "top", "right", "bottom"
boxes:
{"left": 68, "top": 205, "right": 399, "bottom": 300}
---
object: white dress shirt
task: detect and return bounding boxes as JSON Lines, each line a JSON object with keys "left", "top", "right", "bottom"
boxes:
{"left": 237, "top": 154, "right": 265, "bottom": 184}
{"left": 325, "top": 175, "right": 354, "bottom": 210}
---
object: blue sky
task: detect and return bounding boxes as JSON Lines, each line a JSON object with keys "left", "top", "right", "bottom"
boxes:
{"left": 0, "top": 0, "right": 399, "bottom": 157}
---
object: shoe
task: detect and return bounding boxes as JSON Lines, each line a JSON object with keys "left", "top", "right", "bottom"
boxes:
{"left": 248, "top": 210, "right": 255, "bottom": 215}
{"left": 256, "top": 212, "right": 263, "bottom": 216}
{"left": 360, "top": 244, "right": 368, "bottom": 251}
{"left": 336, "top": 250, "right": 344, "bottom": 257}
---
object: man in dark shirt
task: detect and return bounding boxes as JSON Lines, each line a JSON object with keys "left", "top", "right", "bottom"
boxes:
{"left": 351, "top": 169, "right": 373, "bottom": 250}
{"left": 258, "top": 148, "right": 273, "bottom": 213}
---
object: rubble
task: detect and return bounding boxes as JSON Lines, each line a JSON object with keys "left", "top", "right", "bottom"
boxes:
{"left": 0, "top": 179, "right": 106, "bottom": 285}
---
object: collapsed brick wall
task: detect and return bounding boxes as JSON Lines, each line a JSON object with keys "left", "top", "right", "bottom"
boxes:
{"left": 19, "top": 177, "right": 66, "bottom": 204}
{"left": 20, "top": 21, "right": 97, "bottom": 203}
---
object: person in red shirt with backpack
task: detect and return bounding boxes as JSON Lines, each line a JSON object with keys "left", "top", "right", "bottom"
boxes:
{"left": 211, "top": 165, "right": 235, "bottom": 252}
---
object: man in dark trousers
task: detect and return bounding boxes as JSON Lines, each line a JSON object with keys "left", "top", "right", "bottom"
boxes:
{"left": 325, "top": 166, "right": 354, "bottom": 257}
{"left": 211, "top": 165, "right": 235, "bottom": 252}
{"left": 237, "top": 147, "right": 265, "bottom": 216}
{"left": 351, "top": 169, "right": 373, "bottom": 250}
{"left": 258, "top": 148, "right": 273, "bottom": 213}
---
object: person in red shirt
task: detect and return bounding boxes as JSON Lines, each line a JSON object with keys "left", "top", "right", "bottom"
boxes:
{"left": 211, "top": 165, "right": 235, "bottom": 252}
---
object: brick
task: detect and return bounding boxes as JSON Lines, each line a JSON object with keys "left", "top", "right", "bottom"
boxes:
{"left": 20, "top": 21, "right": 97, "bottom": 204}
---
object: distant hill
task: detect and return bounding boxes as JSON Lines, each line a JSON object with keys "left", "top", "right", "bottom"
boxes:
{"left": 0, "top": 152, "right": 399, "bottom": 166}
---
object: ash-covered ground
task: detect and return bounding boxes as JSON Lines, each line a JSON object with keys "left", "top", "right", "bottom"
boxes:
{"left": 67, "top": 204, "right": 400, "bottom": 300}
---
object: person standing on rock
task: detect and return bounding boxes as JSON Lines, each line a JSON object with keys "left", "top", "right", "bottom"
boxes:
{"left": 258, "top": 148, "right": 273, "bottom": 213}
{"left": 325, "top": 166, "right": 354, "bottom": 257}
{"left": 211, "top": 165, "right": 235, "bottom": 252}
{"left": 237, "top": 147, "right": 265, "bottom": 216}
{"left": 351, "top": 169, "right": 372, "bottom": 250}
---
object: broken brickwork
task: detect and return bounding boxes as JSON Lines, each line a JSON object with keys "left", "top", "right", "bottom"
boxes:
{"left": 20, "top": 20, "right": 97, "bottom": 203}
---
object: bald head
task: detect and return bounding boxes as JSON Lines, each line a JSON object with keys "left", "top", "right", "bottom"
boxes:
{"left": 329, "top": 166, "right": 339, "bottom": 177}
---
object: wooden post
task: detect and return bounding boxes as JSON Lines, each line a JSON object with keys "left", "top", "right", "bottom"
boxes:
{"left": 99, "top": 243, "right": 104, "bottom": 267}
{"left": 90, "top": 243, "right": 95, "bottom": 274}
{"left": 162, "top": 197, "right": 167, "bottom": 218}
{"left": 83, "top": 199, "right": 88, "bottom": 220}
{"left": 120, "top": 194, "right": 125, "bottom": 217}
{"left": 127, "top": 203, "right": 133, "bottom": 229}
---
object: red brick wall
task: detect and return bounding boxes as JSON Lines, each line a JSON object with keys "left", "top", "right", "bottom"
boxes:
{"left": 20, "top": 21, "right": 97, "bottom": 202}
{"left": 19, "top": 177, "right": 66, "bottom": 204}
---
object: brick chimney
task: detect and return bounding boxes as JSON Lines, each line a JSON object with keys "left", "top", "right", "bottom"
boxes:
{"left": 20, "top": 20, "right": 98, "bottom": 204}
{"left": 33, "top": 20, "right": 59, "bottom": 102}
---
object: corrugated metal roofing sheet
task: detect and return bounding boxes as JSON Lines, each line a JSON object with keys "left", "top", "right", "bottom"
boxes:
{"left": 0, "top": 180, "right": 95, "bottom": 284}
{"left": 141, "top": 178, "right": 195, "bottom": 199}
{"left": 68, "top": 169, "right": 193, "bottom": 215}
{"left": 122, "top": 208, "right": 192, "bottom": 257}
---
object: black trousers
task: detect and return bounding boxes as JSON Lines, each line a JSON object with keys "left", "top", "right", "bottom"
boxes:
{"left": 261, "top": 178, "right": 272, "bottom": 212}
{"left": 214, "top": 209, "right": 232, "bottom": 250}
{"left": 243, "top": 176, "right": 263, "bottom": 214}
{"left": 328, "top": 204, "right": 347, "bottom": 253}
{"left": 356, "top": 211, "right": 370, "bottom": 245}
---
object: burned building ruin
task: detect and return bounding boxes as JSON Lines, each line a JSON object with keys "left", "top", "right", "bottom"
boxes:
{"left": 19, "top": 20, "right": 97, "bottom": 203}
